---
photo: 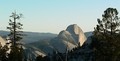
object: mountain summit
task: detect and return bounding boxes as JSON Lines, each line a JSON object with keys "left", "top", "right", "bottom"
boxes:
{"left": 66, "top": 24, "right": 86, "bottom": 46}
{"left": 50, "top": 24, "right": 86, "bottom": 53}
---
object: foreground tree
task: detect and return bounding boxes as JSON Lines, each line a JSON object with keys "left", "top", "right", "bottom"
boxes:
{"left": 0, "top": 44, "right": 9, "bottom": 61}
{"left": 93, "top": 8, "right": 120, "bottom": 61}
{"left": 7, "top": 11, "right": 24, "bottom": 61}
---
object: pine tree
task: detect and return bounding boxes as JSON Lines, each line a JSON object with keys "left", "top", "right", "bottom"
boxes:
{"left": 7, "top": 11, "right": 24, "bottom": 61}
{"left": 95, "top": 8, "right": 120, "bottom": 35}
{"left": 93, "top": 8, "right": 120, "bottom": 61}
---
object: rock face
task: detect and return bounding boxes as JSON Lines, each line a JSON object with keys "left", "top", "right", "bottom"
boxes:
{"left": 0, "top": 36, "right": 6, "bottom": 47}
{"left": 50, "top": 24, "right": 86, "bottom": 53}
{"left": 66, "top": 24, "right": 86, "bottom": 46}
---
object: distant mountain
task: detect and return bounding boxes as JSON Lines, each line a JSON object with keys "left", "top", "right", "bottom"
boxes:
{"left": 26, "top": 24, "right": 88, "bottom": 56}
{"left": 0, "top": 30, "right": 57, "bottom": 44}
{"left": 27, "top": 25, "right": 93, "bottom": 55}
{"left": 50, "top": 24, "right": 87, "bottom": 53}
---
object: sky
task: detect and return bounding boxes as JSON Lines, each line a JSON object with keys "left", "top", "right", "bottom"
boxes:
{"left": 0, "top": 0, "right": 120, "bottom": 34}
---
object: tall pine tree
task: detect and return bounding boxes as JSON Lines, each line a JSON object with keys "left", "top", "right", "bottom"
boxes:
{"left": 7, "top": 11, "right": 24, "bottom": 61}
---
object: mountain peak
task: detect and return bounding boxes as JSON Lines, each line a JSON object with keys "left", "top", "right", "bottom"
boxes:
{"left": 66, "top": 24, "right": 80, "bottom": 35}
{"left": 66, "top": 24, "right": 86, "bottom": 46}
{"left": 50, "top": 24, "right": 87, "bottom": 53}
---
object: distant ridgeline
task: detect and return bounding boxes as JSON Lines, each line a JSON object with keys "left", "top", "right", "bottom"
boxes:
{"left": 0, "top": 30, "right": 57, "bottom": 43}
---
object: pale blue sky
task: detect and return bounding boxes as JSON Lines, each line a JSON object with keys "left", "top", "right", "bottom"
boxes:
{"left": 0, "top": 0, "right": 120, "bottom": 34}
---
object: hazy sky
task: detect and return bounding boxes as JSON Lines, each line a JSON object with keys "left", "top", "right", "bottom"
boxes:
{"left": 0, "top": 0, "right": 120, "bottom": 34}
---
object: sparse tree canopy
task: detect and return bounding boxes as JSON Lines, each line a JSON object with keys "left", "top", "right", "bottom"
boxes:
{"left": 7, "top": 11, "right": 23, "bottom": 46}
{"left": 95, "top": 8, "right": 120, "bottom": 35}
